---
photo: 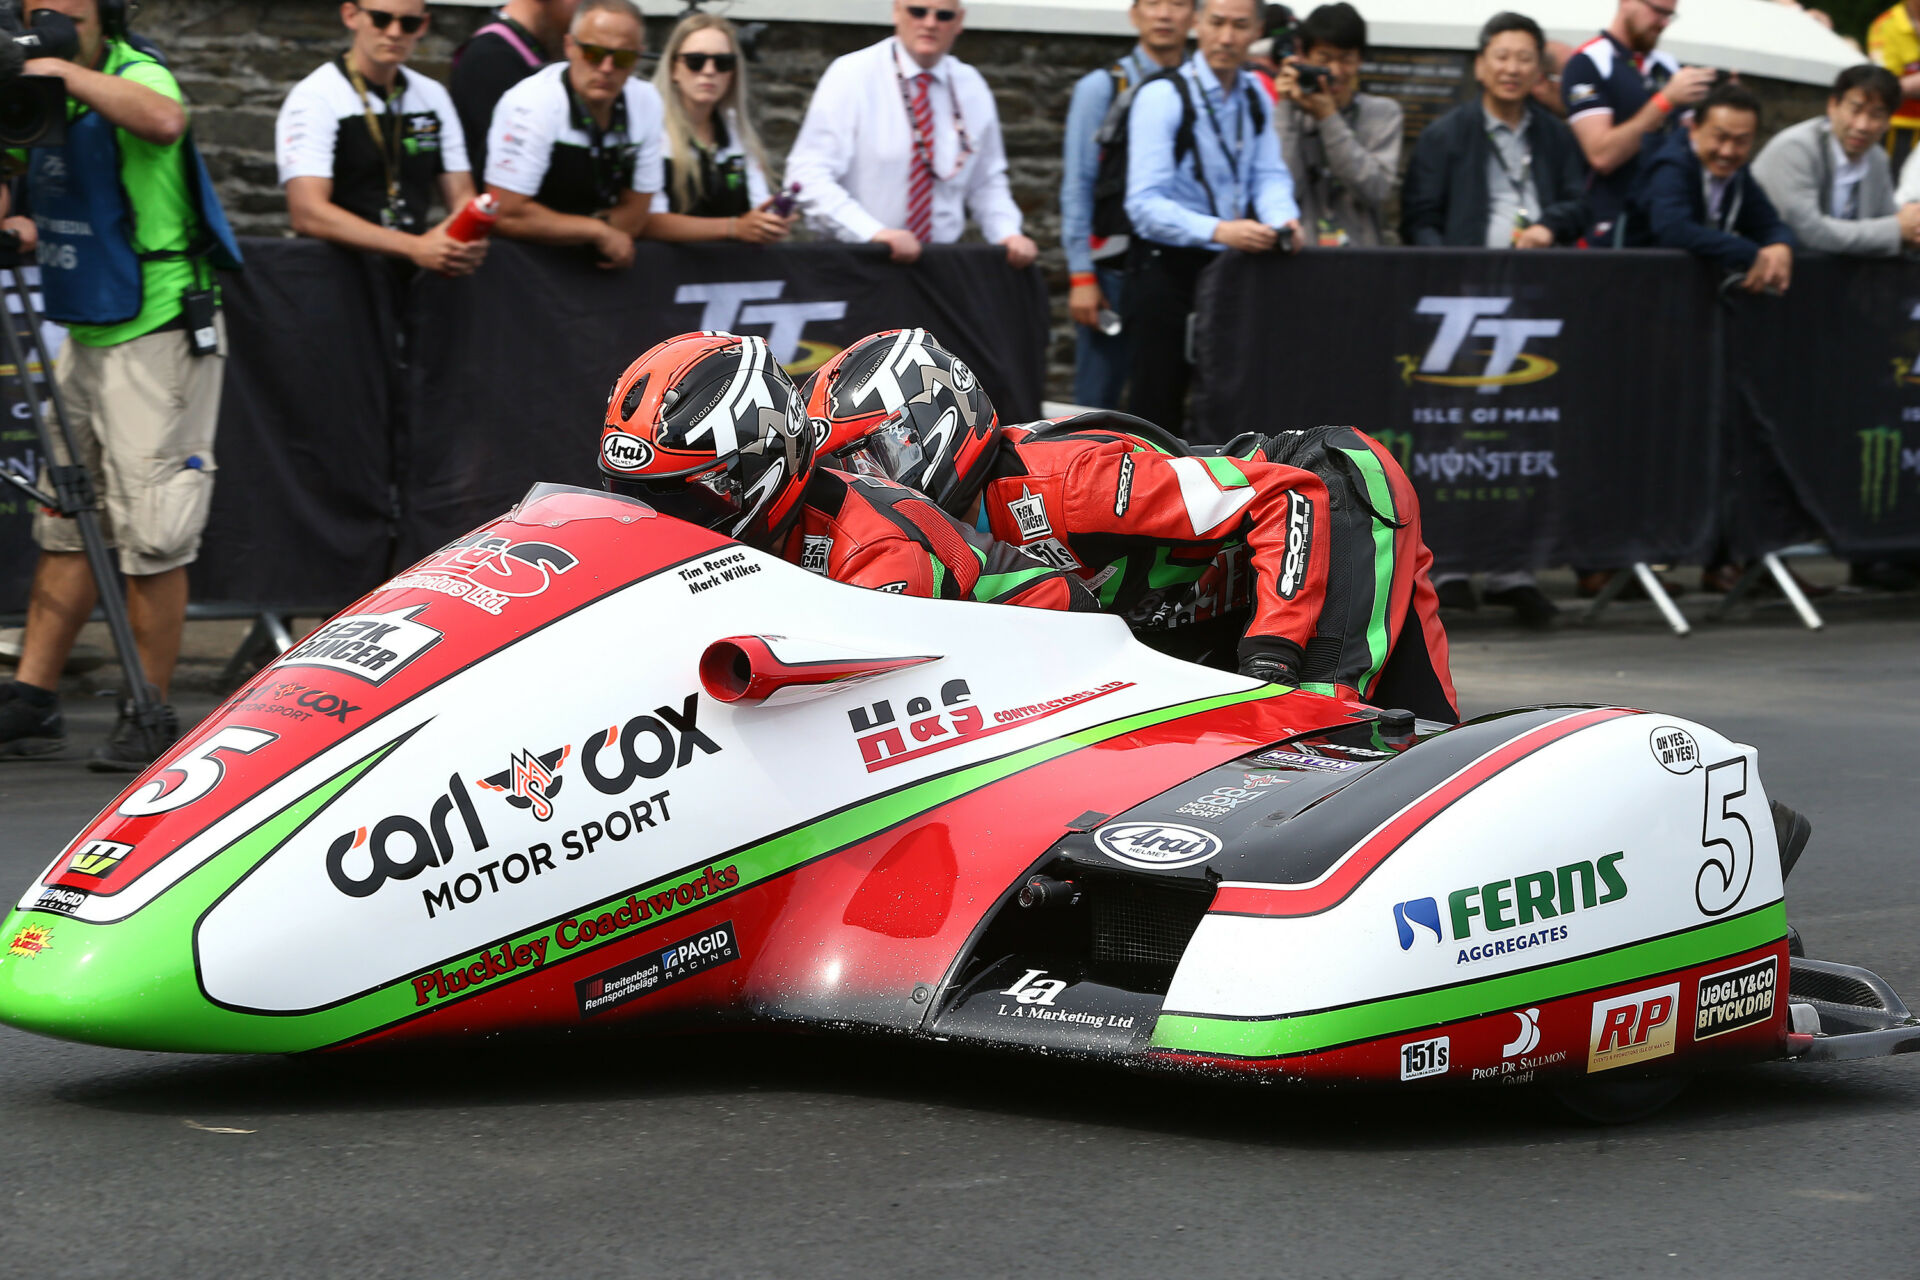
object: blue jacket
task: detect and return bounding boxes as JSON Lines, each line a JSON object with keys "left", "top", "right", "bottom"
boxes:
{"left": 1625, "top": 129, "right": 1793, "bottom": 271}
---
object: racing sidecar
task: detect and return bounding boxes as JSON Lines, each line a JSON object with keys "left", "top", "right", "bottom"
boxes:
{"left": 2, "top": 484, "right": 1914, "bottom": 1117}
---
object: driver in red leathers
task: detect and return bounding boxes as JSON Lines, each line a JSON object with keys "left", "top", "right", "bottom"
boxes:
{"left": 804, "top": 329, "right": 1457, "bottom": 722}
{"left": 597, "top": 332, "right": 1095, "bottom": 612}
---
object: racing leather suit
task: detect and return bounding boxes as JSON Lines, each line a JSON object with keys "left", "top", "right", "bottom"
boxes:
{"left": 1229, "top": 426, "right": 1456, "bottom": 721}
{"left": 784, "top": 468, "right": 1097, "bottom": 610}
{"left": 978, "top": 416, "right": 1332, "bottom": 676}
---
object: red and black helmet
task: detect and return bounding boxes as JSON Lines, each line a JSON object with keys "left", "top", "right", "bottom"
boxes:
{"left": 598, "top": 332, "right": 815, "bottom": 550}
{"left": 801, "top": 329, "right": 1000, "bottom": 514}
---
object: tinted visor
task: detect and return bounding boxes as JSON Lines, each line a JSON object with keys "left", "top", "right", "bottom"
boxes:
{"left": 853, "top": 418, "right": 926, "bottom": 485}
{"left": 613, "top": 470, "right": 742, "bottom": 530}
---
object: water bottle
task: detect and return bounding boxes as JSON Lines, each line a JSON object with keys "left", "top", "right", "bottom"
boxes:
{"left": 446, "top": 192, "right": 499, "bottom": 244}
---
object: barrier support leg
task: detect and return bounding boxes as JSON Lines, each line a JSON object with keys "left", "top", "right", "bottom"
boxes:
{"left": 1633, "top": 562, "right": 1691, "bottom": 636}
{"left": 1580, "top": 568, "right": 1634, "bottom": 623}
{"left": 1582, "top": 564, "right": 1690, "bottom": 636}
{"left": 1764, "top": 552, "right": 1825, "bottom": 631}
{"left": 1706, "top": 562, "right": 1765, "bottom": 622}
{"left": 217, "top": 612, "right": 300, "bottom": 691}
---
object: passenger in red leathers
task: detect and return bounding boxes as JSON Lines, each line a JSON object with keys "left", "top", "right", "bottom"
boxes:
{"left": 804, "top": 329, "right": 1457, "bottom": 721}
{"left": 596, "top": 332, "right": 1094, "bottom": 612}
{"left": 802, "top": 329, "right": 1333, "bottom": 690}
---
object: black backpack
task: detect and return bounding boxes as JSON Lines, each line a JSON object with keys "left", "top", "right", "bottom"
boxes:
{"left": 1090, "top": 65, "right": 1269, "bottom": 242}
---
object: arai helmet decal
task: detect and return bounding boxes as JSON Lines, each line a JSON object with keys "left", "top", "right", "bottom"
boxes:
{"left": 1095, "top": 822, "right": 1223, "bottom": 870}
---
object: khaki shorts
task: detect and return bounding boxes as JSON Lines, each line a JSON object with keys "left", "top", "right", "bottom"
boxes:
{"left": 32, "top": 314, "right": 225, "bottom": 576}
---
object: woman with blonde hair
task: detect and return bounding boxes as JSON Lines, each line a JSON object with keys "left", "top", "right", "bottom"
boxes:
{"left": 641, "top": 14, "right": 792, "bottom": 242}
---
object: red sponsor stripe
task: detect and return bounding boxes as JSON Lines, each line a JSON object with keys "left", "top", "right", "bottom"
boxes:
{"left": 1210, "top": 707, "right": 1635, "bottom": 919}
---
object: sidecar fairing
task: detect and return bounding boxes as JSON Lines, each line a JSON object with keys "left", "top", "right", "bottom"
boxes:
{"left": 1, "top": 485, "right": 1913, "bottom": 1097}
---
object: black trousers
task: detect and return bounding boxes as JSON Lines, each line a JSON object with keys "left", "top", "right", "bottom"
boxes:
{"left": 1123, "top": 241, "right": 1214, "bottom": 441}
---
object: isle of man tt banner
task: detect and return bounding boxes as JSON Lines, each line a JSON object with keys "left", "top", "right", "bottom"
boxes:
{"left": 1193, "top": 248, "right": 1719, "bottom": 576}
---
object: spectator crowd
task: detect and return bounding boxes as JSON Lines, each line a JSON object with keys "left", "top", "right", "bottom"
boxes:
{"left": 254, "top": 0, "right": 1920, "bottom": 627}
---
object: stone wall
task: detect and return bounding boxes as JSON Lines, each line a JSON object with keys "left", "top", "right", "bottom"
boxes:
{"left": 133, "top": 2, "right": 1838, "bottom": 401}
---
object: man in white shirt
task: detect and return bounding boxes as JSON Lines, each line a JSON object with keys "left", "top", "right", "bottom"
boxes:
{"left": 785, "top": 0, "right": 1038, "bottom": 266}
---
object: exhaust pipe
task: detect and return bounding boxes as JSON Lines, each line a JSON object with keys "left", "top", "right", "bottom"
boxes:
{"left": 699, "top": 635, "right": 939, "bottom": 707}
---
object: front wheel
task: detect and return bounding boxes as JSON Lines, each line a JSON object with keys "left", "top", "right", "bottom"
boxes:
{"left": 1551, "top": 1073, "right": 1690, "bottom": 1124}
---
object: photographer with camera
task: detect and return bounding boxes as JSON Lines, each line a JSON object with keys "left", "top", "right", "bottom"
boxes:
{"left": 1272, "top": 3, "right": 1399, "bottom": 246}
{"left": 0, "top": 0, "right": 244, "bottom": 767}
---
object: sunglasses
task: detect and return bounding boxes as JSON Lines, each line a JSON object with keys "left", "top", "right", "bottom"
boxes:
{"left": 576, "top": 41, "right": 641, "bottom": 70}
{"left": 356, "top": 6, "right": 426, "bottom": 34}
{"left": 906, "top": 6, "right": 959, "bottom": 22}
{"left": 678, "top": 52, "right": 738, "bottom": 73}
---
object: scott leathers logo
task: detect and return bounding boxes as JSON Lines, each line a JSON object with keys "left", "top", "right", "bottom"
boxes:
{"left": 1859, "top": 427, "right": 1920, "bottom": 522}
{"left": 1397, "top": 296, "right": 1562, "bottom": 394}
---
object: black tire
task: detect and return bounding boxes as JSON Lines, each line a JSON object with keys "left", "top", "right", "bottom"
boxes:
{"left": 1551, "top": 1073, "right": 1690, "bottom": 1124}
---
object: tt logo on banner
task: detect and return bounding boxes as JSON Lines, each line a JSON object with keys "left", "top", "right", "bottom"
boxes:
{"left": 674, "top": 282, "right": 849, "bottom": 377}
{"left": 1398, "top": 296, "right": 1562, "bottom": 394}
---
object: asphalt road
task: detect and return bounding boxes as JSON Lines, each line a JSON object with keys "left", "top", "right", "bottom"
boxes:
{"left": 4, "top": 606, "right": 1919, "bottom": 1279}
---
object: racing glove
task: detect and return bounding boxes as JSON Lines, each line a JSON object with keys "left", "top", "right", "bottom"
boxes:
{"left": 1237, "top": 638, "right": 1302, "bottom": 688}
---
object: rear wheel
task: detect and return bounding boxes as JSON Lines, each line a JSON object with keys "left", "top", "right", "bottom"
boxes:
{"left": 1551, "top": 1073, "right": 1690, "bottom": 1124}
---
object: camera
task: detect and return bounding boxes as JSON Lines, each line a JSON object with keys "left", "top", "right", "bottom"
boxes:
{"left": 1293, "top": 62, "right": 1330, "bottom": 96}
{"left": 0, "top": 2, "right": 78, "bottom": 148}
{"left": 1262, "top": 3, "right": 1300, "bottom": 61}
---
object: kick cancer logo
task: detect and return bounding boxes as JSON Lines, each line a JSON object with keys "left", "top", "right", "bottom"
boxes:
{"left": 1396, "top": 296, "right": 1562, "bottom": 393}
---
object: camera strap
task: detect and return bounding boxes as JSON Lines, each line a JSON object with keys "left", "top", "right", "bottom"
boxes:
{"left": 344, "top": 57, "right": 405, "bottom": 225}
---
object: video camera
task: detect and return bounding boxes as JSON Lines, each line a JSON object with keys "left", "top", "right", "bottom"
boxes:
{"left": 0, "top": 1, "right": 77, "bottom": 148}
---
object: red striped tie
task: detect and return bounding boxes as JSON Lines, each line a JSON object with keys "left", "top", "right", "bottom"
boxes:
{"left": 906, "top": 71, "right": 934, "bottom": 243}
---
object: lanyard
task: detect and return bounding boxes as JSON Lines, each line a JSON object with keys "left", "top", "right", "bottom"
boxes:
{"left": 344, "top": 59, "right": 404, "bottom": 217}
{"left": 567, "top": 80, "right": 633, "bottom": 210}
{"left": 892, "top": 42, "right": 975, "bottom": 182}
{"left": 1703, "top": 173, "right": 1743, "bottom": 231}
{"left": 1485, "top": 123, "right": 1533, "bottom": 216}
{"left": 1194, "top": 67, "right": 1246, "bottom": 194}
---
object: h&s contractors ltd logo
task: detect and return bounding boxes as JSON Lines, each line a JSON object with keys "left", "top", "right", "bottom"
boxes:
{"left": 1859, "top": 426, "right": 1920, "bottom": 522}
{"left": 674, "top": 282, "right": 849, "bottom": 376}
{"left": 1397, "top": 296, "right": 1563, "bottom": 394}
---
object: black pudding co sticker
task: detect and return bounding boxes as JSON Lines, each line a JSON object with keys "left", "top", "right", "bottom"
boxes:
{"left": 574, "top": 920, "right": 739, "bottom": 1018}
{"left": 1693, "top": 955, "right": 1776, "bottom": 1040}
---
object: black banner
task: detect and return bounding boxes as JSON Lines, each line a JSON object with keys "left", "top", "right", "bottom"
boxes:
{"left": 188, "top": 246, "right": 400, "bottom": 611}
{"left": 1725, "top": 258, "right": 1920, "bottom": 560}
{"left": 1193, "top": 247, "right": 1721, "bottom": 575}
{"left": 0, "top": 270, "right": 65, "bottom": 614}
{"left": 398, "top": 239, "right": 1050, "bottom": 563}
{"left": 2, "top": 238, "right": 1047, "bottom": 615}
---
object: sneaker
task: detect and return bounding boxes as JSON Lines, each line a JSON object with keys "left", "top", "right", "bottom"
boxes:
{"left": 87, "top": 697, "right": 181, "bottom": 773}
{"left": 0, "top": 681, "right": 64, "bottom": 759}
{"left": 1483, "top": 583, "right": 1560, "bottom": 630}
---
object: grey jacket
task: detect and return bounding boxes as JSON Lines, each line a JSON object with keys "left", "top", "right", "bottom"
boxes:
{"left": 1276, "top": 92, "right": 1403, "bottom": 246}
{"left": 1751, "top": 116, "right": 1901, "bottom": 257}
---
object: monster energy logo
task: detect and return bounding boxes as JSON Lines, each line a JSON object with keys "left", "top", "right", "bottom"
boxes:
{"left": 1858, "top": 427, "right": 1919, "bottom": 522}
{"left": 1376, "top": 429, "right": 1413, "bottom": 473}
